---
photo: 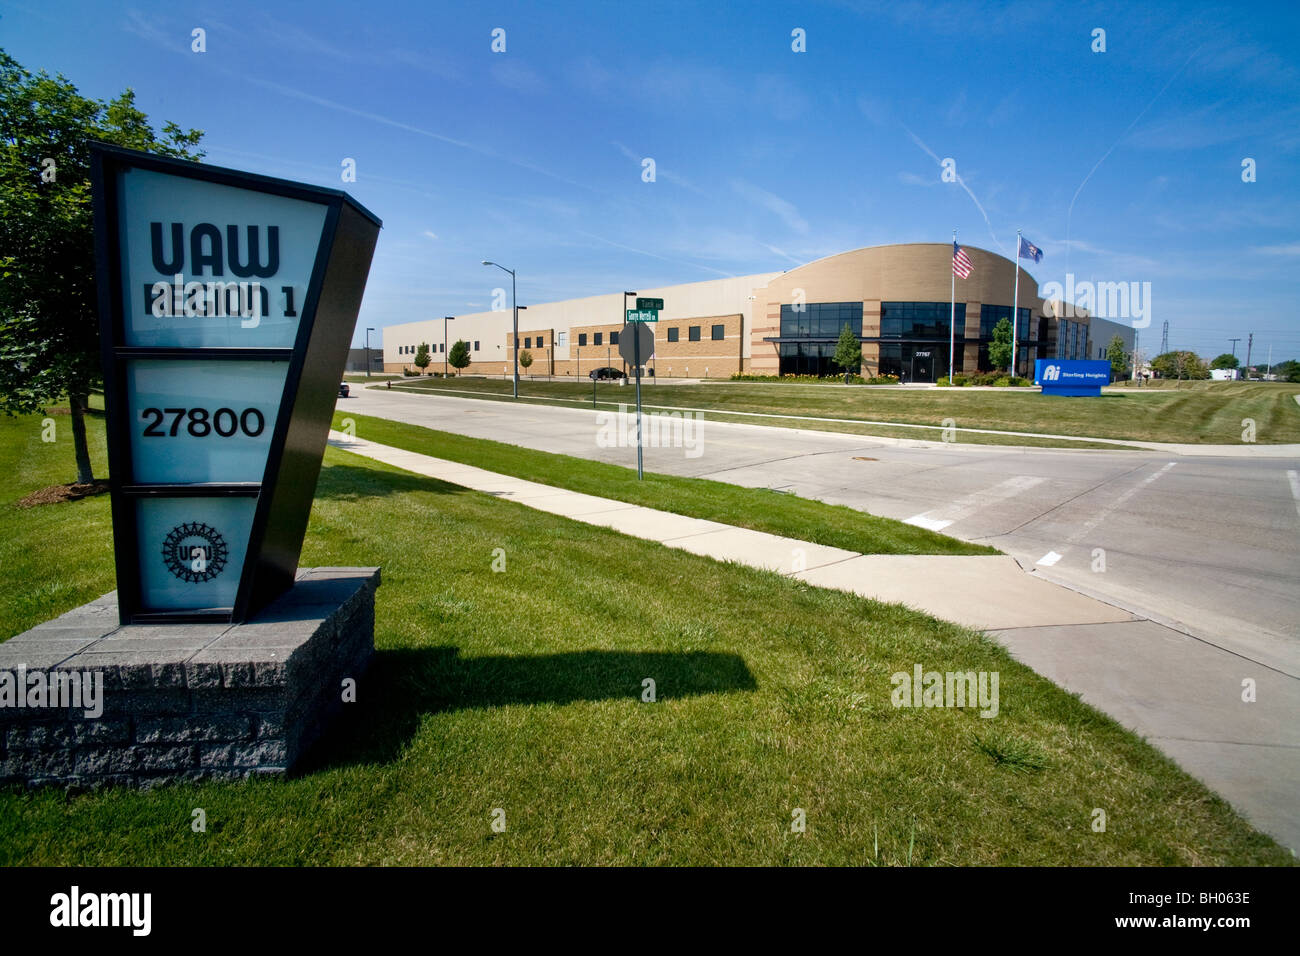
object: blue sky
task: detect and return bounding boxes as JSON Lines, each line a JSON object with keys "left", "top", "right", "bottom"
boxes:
{"left": 4, "top": 0, "right": 1299, "bottom": 361}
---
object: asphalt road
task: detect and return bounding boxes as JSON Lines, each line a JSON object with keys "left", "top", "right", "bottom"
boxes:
{"left": 344, "top": 383, "right": 1300, "bottom": 675}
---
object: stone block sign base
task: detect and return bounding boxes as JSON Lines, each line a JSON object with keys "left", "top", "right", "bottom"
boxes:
{"left": 0, "top": 568, "right": 379, "bottom": 789}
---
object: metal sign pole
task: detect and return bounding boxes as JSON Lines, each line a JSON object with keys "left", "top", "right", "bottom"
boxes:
{"left": 634, "top": 330, "right": 644, "bottom": 480}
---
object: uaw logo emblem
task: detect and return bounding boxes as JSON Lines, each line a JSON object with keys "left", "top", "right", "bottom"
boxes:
{"left": 162, "top": 522, "right": 228, "bottom": 583}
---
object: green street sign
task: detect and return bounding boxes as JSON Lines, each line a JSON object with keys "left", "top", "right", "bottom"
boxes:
{"left": 626, "top": 308, "right": 658, "bottom": 323}
{"left": 636, "top": 297, "right": 664, "bottom": 311}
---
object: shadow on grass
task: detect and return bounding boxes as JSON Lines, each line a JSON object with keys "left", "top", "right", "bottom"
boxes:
{"left": 313, "top": 463, "right": 469, "bottom": 500}
{"left": 297, "top": 646, "right": 757, "bottom": 773}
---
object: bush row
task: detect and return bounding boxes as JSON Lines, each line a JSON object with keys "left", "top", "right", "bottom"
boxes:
{"left": 936, "top": 373, "right": 1033, "bottom": 387}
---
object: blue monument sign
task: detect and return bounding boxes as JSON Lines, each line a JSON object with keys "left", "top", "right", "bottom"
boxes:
{"left": 1034, "top": 358, "right": 1112, "bottom": 397}
{"left": 91, "top": 144, "right": 381, "bottom": 624}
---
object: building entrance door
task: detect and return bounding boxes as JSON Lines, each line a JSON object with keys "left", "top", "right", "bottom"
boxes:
{"left": 911, "top": 350, "right": 934, "bottom": 383}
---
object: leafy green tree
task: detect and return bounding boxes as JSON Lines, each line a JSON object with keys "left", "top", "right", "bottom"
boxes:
{"left": 1210, "top": 353, "right": 1240, "bottom": 370}
{"left": 1273, "top": 359, "right": 1300, "bottom": 383}
{"left": 832, "top": 322, "right": 862, "bottom": 382}
{"left": 518, "top": 349, "right": 534, "bottom": 373}
{"left": 987, "top": 316, "right": 1013, "bottom": 372}
{"left": 1106, "top": 335, "right": 1129, "bottom": 379}
{"left": 448, "top": 339, "right": 470, "bottom": 375}
{"left": 0, "top": 49, "right": 204, "bottom": 483}
{"left": 413, "top": 342, "right": 431, "bottom": 372}
{"left": 1151, "top": 350, "right": 1209, "bottom": 380}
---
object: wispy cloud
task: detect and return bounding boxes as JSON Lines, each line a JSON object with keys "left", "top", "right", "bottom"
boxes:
{"left": 730, "top": 180, "right": 809, "bottom": 235}
{"left": 902, "top": 125, "right": 1004, "bottom": 252}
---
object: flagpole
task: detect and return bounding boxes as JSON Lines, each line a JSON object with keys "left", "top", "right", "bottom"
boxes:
{"left": 1011, "top": 229, "right": 1021, "bottom": 377}
{"left": 949, "top": 230, "right": 956, "bottom": 384}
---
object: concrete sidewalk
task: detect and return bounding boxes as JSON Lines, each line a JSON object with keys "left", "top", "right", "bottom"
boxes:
{"left": 327, "top": 431, "right": 1131, "bottom": 631}
{"left": 325, "top": 430, "right": 1298, "bottom": 852}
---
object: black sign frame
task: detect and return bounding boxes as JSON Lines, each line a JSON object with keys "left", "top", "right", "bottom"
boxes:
{"left": 91, "top": 143, "right": 381, "bottom": 624}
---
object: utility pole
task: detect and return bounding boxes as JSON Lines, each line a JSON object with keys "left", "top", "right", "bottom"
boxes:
{"left": 1228, "top": 337, "right": 1241, "bottom": 359}
{"left": 1244, "top": 333, "right": 1253, "bottom": 380}
{"left": 1131, "top": 330, "right": 1140, "bottom": 383}
{"left": 1160, "top": 320, "right": 1169, "bottom": 355}
{"left": 1266, "top": 344, "right": 1272, "bottom": 380}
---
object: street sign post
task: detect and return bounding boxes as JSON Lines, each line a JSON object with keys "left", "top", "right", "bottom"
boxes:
{"left": 626, "top": 308, "right": 658, "bottom": 323}
{"left": 635, "top": 297, "right": 663, "bottom": 311}
{"left": 618, "top": 321, "right": 655, "bottom": 479}
{"left": 91, "top": 143, "right": 381, "bottom": 624}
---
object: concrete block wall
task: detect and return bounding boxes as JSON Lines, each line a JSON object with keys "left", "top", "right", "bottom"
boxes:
{"left": 0, "top": 568, "right": 379, "bottom": 790}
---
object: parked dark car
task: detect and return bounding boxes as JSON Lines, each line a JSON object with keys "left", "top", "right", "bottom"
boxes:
{"left": 338, "top": 382, "right": 350, "bottom": 398}
{"left": 588, "top": 366, "right": 624, "bottom": 381}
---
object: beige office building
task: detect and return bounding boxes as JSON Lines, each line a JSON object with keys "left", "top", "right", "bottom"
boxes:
{"left": 381, "top": 243, "right": 1130, "bottom": 382}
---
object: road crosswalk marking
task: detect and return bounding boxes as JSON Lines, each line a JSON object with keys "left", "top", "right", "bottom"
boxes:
{"left": 904, "top": 475, "right": 1046, "bottom": 532}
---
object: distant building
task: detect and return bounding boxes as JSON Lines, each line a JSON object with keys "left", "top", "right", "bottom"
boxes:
{"left": 382, "top": 243, "right": 1138, "bottom": 381}
{"left": 345, "top": 347, "right": 384, "bottom": 374}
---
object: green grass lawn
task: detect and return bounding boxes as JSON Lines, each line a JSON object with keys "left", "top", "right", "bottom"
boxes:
{"left": 0, "top": 409, "right": 1290, "bottom": 865}
{"left": 331, "top": 411, "right": 994, "bottom": 558}
{"left": 384, "top": 376, "right": 1300, "bottom": 446}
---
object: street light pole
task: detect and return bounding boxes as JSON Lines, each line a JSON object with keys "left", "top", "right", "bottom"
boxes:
{"left": 482, "top": 260, "right": 519, "bottom": 398}
{"left": 365, "top": 327, "right": 375, "bottom": 378}
{"left": 443, "top": 316, "right": 454, "bottom": 378}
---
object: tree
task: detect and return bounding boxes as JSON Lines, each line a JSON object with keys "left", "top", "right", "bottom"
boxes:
{"left": 0, "top": 49, "right": 204, "bottom": 484}
{"left": 1151, "top": 350, "right": 1209, "bottom": 380}
{"left": 987, "top": 316, "right": 1013, "bottom": 372}
{"left": 1106, "top": 335, "right": 1129, "bottom": 380}
{"left": 1210, "top": 353, "right": 1240, "bottom": 370}
{"left": 448, "top": 339, "right": 470, "bottom": 375}
{"left": 1273, "top": 359, "right": 1300, "bottom": 383}
{"left": 832, "top": 322, "right": 862, "bottom": 383}
{"left": 518, "top": 349, "right": 534, "bottom": 375}
{"left": 413, "top": 342, "right": 431, "bottom": 373}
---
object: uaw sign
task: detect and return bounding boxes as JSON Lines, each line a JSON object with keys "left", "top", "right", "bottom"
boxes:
{"left": 91, "top": 144, "right": 381, "bottom": 623}
{"left": 1034, "top": 358, "right": 1111, "bottom": 397}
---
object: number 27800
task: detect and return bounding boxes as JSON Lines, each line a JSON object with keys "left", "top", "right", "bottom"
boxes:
{"left": 140, "top": 407, "right": 266, "bottom": 438}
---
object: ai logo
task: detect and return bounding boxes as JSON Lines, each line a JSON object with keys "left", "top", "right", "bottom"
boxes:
{"left": 1042, "top": 364, "right": 1061, "bottom": 382}
{"left": 162, "top": 522, "right": 228, "bottom": 583}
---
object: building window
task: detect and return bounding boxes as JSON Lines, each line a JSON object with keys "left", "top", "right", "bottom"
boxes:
{"left": 688, "top": 326, "right": 701, "bottom": 342}
{"left": 524, "top": 337, "right": 531, "bottom": 348}
{"left": 440, "top": 343, "right": 445, "bottom": 352}
{"left": 594, "top": 332, "right": 603, "bottom": 345}
{"left": 536, "top": 335, "right": 544, "bottom": 347}
{"left": 880, "top": 302, "right": 965, "bottom": 339}
{"left": 667, "top": 327, "right": 679, "bottom": 342}
{"left": 474, "top": 341, "right": 480, "bottom": 351}
{"left": 610, "top": 331, "right": 619, "bottom": 345}
{"left": 557, "top": 331, "right": 568, "bottom": 347}
{"left": 711, "top": 324, "right": 725, "bottom": 340}
{"left": 579, "top": 333, "right": 587, "bottom": 346}
{"left": 780, "top": 301, "right": 863, "bottom": 338}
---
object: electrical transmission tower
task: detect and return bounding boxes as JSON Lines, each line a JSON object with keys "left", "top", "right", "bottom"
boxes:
{"left": 1160, "top": 321, "right": 1169, "bottom": 354}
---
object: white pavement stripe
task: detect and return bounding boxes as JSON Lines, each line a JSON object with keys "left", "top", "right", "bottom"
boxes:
{"left": 904, "top": 515, "right": 953, "bottom": 532}
{"left": 1287, "top": 470, "right": 1300, "bottom": 520}
{"left": 1033, "top": 461, "right": 1178, "bottom": 566}
{"left": 1037, "top": 551, "right": 1063, "bottom": 567}
{"left": 904, "top": 475, "right": 1045, "bottom": 531}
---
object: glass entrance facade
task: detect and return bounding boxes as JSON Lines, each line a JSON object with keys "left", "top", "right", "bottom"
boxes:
{"left": 776, "top": 302, "right": 863, "bottom": 376}
{"left": 876, "top": 302, "right": 966, "bottom": 382}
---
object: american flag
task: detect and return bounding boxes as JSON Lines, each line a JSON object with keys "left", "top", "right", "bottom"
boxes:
{"left": 952, "top": 242, "right": 973, "bottom": 278}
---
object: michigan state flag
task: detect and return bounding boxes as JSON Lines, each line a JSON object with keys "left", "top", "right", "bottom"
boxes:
{"left": 1018, "top": 236, "right": 1043, "bottom": 263}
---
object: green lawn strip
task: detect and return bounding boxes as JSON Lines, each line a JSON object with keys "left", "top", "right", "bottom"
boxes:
{"left": 0, "top": 412, "right": 1289, "bottom": 865}
{"left": 334, "top": 411, "right": 993, "bottom": 557}
{"left": 385, "top": 376, "right": 1300, "bottom": 445}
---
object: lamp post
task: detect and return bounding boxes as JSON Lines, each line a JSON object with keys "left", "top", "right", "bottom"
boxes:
{"left": 482, "top": 260, "right": 518, "bottom": 398}
{"left": 365, "top": 327, "right": 375, "bottom": 378}
{"left": 443, "top": 315, "right": 454, "bottom": 378}
{"left": 517, "top": 306, "right": 528, "bottom": 378}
